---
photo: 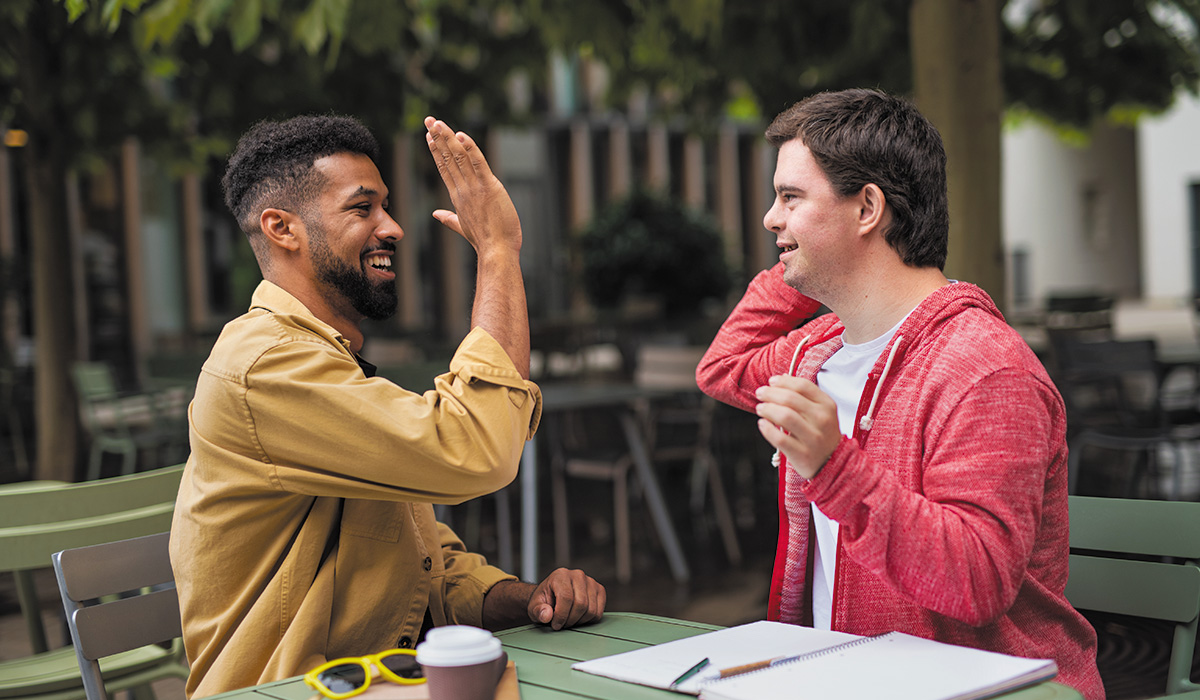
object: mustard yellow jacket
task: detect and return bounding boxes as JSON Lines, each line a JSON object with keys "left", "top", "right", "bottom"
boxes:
{"left": 169, "top": 281, "right": 541, "bottom": 698}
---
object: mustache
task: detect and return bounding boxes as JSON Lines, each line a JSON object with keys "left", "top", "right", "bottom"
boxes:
{"left": 364, "top": 241, "right": 397, "bottom": 255}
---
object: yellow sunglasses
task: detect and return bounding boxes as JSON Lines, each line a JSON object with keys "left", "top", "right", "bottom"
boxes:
{"left": 304, "top": 648, "right": 426, "bottom": 699}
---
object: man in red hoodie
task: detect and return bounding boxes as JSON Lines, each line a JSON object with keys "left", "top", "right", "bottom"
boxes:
{"left": 696, "top": 89, "right": 1103, "bottom": 700}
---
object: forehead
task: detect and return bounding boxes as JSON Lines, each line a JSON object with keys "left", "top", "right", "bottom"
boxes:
{"left": 774, "top": 139, "right": 831, "bottom": 188}
{"left": 311, "top": 152, "right": 386, "bottom": 200}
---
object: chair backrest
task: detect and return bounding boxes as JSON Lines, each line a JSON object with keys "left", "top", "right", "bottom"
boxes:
{"left": 53, "top": 532, "right": 181, "bottom": 700}
{"left": 72, "top": 362, "right": 121, "bottom": 402}
{"left": 0, "top": 464, "right": 183, "bottom": 657}
{"left": 1052, "top": 338, "right": 1164, "bottom": 428}
{"left": 1066, "top": 495, "right": 1200, "bottom": 695}
{"left": 634, "top": 345, "right": 706, "bottom": 391}
{"left": 0, "top": 464, "right": 184, "bottom": 571}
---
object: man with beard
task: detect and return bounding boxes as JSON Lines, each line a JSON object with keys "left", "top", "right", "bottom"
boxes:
{"left": 170, "top": 114, "right": 605, "bottom": 699}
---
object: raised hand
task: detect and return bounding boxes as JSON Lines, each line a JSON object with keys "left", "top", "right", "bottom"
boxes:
{"left": 424, "top": 116, "right": 522, "bottom": 256}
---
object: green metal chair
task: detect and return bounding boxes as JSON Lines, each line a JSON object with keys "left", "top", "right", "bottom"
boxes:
{"left": 53, "top": 532, "right": 182, "bottom": 700}
{"left": 0, "top": 464, "right": 187, "bottom": 699}
{"left": 1066, "top": 495, "right": 1200, "bottom": 696}
{"left": 71, "top": 362, "right": 189, "bottom": 480}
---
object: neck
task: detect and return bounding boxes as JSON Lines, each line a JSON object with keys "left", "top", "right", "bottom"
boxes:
{"left": 828, "top": 266, "right": 948, "bottom": 344}
{"left": 266, "top": 271, "right": 366, "bottom": 353}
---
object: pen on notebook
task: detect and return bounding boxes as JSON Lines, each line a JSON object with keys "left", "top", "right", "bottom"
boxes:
{"left": 709, "top": 654, "right": 796, "bottom": 679}
{"left": 669, "top": 657, "right": 711, "bottom": 689}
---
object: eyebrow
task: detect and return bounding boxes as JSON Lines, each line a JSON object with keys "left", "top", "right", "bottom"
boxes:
{"left": 775, "top": 184, "right": 803, "bottom": 196}
{"left": 342, "top": 185, "right": 385, "bottom": 203}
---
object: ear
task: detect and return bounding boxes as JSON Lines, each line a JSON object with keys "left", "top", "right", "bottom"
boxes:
{"left": 856, "top": 183, "right": 888, "bottom": 236}
{"left": 259, "top": 208, "right": 302, "bottom": 252}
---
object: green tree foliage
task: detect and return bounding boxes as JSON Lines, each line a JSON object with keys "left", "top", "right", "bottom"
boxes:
{"left": 1003, "top": 0, "right": 1200, "bottom": 128}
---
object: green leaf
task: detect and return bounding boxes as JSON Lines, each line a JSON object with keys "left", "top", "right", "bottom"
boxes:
{"left": 293, "top": 0, "right": 328, "bottom": 55}
{"left": 65, "top": 0, "right": 91, "bottom": 22}
{"left": 140, "top": 0, "right": 191, "bottom": 48}
{"left": 193, "top": 0, "right": 235, "bottom": 45}
{"left": 229, "top": 0, "right": 263, "bottom": 50}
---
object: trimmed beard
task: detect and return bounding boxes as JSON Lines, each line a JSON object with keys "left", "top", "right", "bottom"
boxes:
{"left": 307, "top": 218, "right": 398, "bottom": 321}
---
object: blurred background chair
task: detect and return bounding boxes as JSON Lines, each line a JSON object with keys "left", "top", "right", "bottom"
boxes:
{"left": 71, "top": 362, "right": 189, "bottom": 481}
{"left": 1051, "top": 337, "right": 1200, "bottom": 498}
{"left": 53, "top": 532, "right": 187, "bottom": 700}
{"left": 0, "top": 464, "right": 184, "bottom": 700}
{"left": 1065, "top": 495, "right": 1200, "bottom": 696}
{"left": 550, "top": 345, "right": 737, "bottom": 584}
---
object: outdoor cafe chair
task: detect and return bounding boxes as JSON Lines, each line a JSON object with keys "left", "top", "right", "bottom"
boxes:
{"left": 0, "top": 464, "right": 185, "bottom": 699}
{"left": 53, "top": 532, "right": 188, "bottom": 700}
{"left": 1066, "top": 495, "right": 1200, "bottom": 696}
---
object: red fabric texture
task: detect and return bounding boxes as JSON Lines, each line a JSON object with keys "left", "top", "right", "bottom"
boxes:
{"left": 697, "top": 263, "right": 1104, "bottom": 700}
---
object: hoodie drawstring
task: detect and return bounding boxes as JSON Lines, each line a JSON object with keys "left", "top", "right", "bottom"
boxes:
{"left": 858, "top": 335, "right": 903, "bottom": 433}
{"left": 771, "top": 336, "right": 810, "bottom": 469}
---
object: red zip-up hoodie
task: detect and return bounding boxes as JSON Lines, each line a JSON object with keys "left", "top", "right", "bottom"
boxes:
{"left": 697, "top": 263, "right": 1103, "bottom": 700}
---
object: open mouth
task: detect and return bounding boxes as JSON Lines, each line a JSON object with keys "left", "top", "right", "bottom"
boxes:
{"left": 780, "top": 243, "right": 798, "bottom": 254}
{"left": 365, "top": 253, "right": 392, "bottom": 271}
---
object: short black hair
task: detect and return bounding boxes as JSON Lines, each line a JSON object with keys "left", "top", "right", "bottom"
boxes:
{"left": 766, "top": 89, "right": 949, "bottom": 269}
{"left": 221, "top": 114, "right": 380, "bottom": 237}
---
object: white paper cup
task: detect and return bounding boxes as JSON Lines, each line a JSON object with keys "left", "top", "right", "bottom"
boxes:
{"left": 416, "top": 626, "right": 507, "bottom": 700}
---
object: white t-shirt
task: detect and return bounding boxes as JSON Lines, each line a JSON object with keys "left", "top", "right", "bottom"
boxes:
{"left": 810, "top": 319, "right": 903, "bottom": 629}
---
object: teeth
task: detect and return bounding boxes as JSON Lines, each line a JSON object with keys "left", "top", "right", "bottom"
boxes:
{"left": 366, "top": 254, "right": 391, "bottom": 269}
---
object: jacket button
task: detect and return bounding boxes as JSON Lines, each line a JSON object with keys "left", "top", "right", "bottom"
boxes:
{"left": 398, "top": 636, "right": 412, "bottom": 648}
{"left": 423, "top": 556, "right": 432, "bottom": 571}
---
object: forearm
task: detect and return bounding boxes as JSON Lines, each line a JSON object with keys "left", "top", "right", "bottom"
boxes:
{"left": 480, "top": 579, "right": 536, "bottom": 631}
{"left": 472, "top": 248, "right": 531, "bottom": 379}
{"left": 698, "top": 264, "right": 822, "bottom": 410}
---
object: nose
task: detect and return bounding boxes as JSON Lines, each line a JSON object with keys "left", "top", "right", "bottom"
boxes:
{"left": 378, "top": 212, "right": 404, "bottom": 242}
{"left": 763, "top": 198, "right": 783, "bottom": 233}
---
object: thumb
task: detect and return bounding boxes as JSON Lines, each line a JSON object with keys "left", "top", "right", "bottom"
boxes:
{"left": 432, "top": 210, "right": 462, "bottom": 234}
{"left": 534, "top": 603, "right": 553, "bottom": 624}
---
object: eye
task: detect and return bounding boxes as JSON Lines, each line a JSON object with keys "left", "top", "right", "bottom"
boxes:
{"left": 353, "top": 202, "right": 371, "bottom": 215}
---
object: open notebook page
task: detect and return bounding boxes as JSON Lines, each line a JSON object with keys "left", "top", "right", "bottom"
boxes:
{"left": 571, "top": 620, "right": 857, "bottom": 695}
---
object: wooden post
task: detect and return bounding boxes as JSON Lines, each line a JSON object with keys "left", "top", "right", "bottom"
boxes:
{"left": 181, "top": 171, "right": 209, "bottom": 335}
{"left": 608, "top": 119, "right": 632, "bottom": 201}
{"left": 121, "top": 137, "right": 150, "bottom": 385}
{"left": 646, "top": 124, "right": 670, "bottom": 195}
{"left": 716, "top": 125, "right": 744, "bottom": 274}
{"left": 392, "top": 135, "right": 422, "bottom": 330}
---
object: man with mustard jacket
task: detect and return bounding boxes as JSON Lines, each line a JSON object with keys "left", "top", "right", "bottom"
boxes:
{"left": 170, "top": 114, "right": 605, "bottom": 698}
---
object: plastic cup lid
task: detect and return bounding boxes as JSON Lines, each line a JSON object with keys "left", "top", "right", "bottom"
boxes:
{"left": 416, "top": 625, "right": 502, "bottom": 667}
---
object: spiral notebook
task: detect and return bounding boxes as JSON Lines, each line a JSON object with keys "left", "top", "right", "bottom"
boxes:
{"left": 697, "top": 631, "right": 1057, "bottom": 700}
{"left": 572, "top": 622, "right": 1057, "bottom": 700}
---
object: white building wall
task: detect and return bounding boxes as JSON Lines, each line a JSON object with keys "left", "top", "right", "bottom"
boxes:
{"left": 1002, "top": 121, "right": 1141, "bottom": 310}
{"left": 1137, "top": 95, "right": 1200, "bottom": 303}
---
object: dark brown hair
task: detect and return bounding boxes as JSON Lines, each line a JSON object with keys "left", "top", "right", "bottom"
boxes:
{"left": 765, "top": 89, "right": 948, "bottom": 269}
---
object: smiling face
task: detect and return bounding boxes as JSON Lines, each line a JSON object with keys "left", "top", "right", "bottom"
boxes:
{"left": 303, "top": 152, "right": 403, "bottom": 321}
{"left": 763, "top": 139, "right": 864, "bottom": 301}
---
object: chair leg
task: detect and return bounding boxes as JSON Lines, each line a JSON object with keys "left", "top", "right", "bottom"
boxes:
{"left": 15, "top": 569, "right": 49, "bottom": 654}
{"left": 551, "top": 452, "right": 571, "bottom": 566}
{"left": 614, "top": 466, "right": 631, "bottom": 585}
{"left": 702, "top": 451, "right": 742, "bottom": 566}
{"left": 494, "top": 487, "right": 514, "bottom": 574}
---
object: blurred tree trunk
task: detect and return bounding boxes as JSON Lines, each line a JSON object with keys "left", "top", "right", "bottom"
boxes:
{"left": 20, "top": 5, "right": 79, "bottom": 482}
{"left": 911, "top": 0, "right": 1006, "bottom": 311}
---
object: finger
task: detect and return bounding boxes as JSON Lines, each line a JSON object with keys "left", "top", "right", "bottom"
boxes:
{"left": 425, "top": 118, "right": 469, "bottom": 188}
{"left": 431, "top": 210, "right": 462, "bottom": 234}
{"left": 585, "top": 578, "right": 606, "bottom": 623}
{"left": 549, "top": 579, "right": 575, "bottom": 630}
{"left": 451, "top": 130, "right": 497, "bottom": 181}
{"left": 563, "top": 576, "right": 591, "bottom": 628}
{"left": 425, "top": 120, "right": 462, "bottom": 189}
